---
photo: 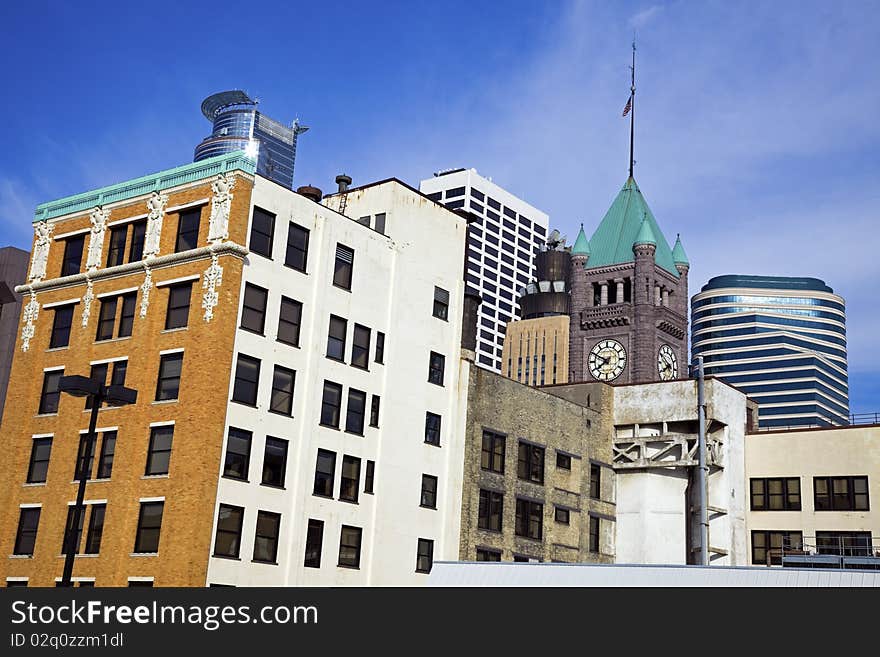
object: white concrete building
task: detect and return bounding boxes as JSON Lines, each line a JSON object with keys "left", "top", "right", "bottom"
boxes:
{"left": 419, "top": 169, "right": 549, "bottom": 373}
{"left": 206, "top": 177, "right": 470, "bottom": 586}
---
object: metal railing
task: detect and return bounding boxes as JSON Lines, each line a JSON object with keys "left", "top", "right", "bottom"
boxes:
{"left": 754, "top": 412, "right": 880, "bottom": 431}
{"left": 765, "top": 535, "right": 880, "bottom": 570}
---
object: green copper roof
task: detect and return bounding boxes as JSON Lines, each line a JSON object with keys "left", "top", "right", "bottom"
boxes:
{"left": 633, "top": 217, "right": 656, "bottom": 246}
{"left": 587, "top": 177, "right": 679, "bottom": 277}
{"left": 572, "top": 224, "right": 591, "bottom": 255}
{"left": 672, "top": 234, "right": 689, "bottom": 266}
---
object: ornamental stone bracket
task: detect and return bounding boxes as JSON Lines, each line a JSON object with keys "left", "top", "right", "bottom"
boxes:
{"left": 86, "top": 206, "right": 110, "bottom": 272}
{"left": 20, "top": 291, "right": 39, "bottom": 352}
{"left": 81, "top": 279, "right": 94, "bottom": 328}
{"left": 612, "top": 430, "right": 723, "bottom": 470}
{"left": 208, "top": 173, "right": 235, "bottom": 244}
{"left": 202, "top": 253, "right": 223, "bottom": 322}
{"left": 29, "top": 221, "right": 53, "bottom": 283}
{"left": 143, "top": 191, "right": 169, "bottom": 259}
{"left": 657, "top": 320, "right": 686, "bottom": 339}
{"left": 140, "top": 265, "right": 153, "bottom": 319}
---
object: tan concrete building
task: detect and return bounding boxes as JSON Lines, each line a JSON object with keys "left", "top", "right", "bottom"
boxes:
{"left": 500, "top": 316, "right": 569, "bottom": 386}
{"left": 746, "top": 424, "right": 880, "bottom": 567}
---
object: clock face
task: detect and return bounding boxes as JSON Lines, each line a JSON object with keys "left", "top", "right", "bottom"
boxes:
{"left": 658, "top": 344, "right": 678, "bottom": 380}
{"left": 588, "top": 339, "right": 627, "bottom": 381}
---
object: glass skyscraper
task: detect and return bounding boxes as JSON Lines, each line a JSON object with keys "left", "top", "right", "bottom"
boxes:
{"left": 691, "top": 275, "right": 848, "bottom": 429}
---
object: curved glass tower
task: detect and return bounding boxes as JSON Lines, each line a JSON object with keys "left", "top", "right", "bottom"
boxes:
{"left": 194, "top": 90, "right": 307, "bottom": 190}
{"left": 691, "top": 275, "right": 848, "bottom": 429}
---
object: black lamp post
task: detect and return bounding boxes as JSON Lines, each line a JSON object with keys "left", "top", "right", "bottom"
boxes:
{"left": 58, "top": 375, "right": 137, "bottom": 588}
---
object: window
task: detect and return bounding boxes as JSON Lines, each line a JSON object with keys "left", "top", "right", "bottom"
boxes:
{"left": 555, "top": 507, "right": 570, "bottom": 524}
{"left": 106, "top": 226, "right": 127, "bottom": 267}
{"left": 165, "top": 282, "right": 192, "bottom": 330}
{"left": 517, "top": 442, "right": 545, "bottom": 484}
{"left": 816, "top": 531, "right": 873, "bottom": 557}
{"left": 285, "top": 223, "right": 309, "bottom": 272}
{"left": 351, "top": 325, "right": 371, "bottom": 369}
{"left": 6, "top": 581, "right": 28, "bottom": 588}
{"left": 304, "top": 519, "right": 324, "bottom": 568}
{"left": 333, "top": 244, "right": 354, "bottom": 290}
{"left": 62, "top": 504, "right": 85, "bottom": 554}
{"left": 340, "top": 455, "right": 361, "bottom": 503}
{"left": 515, "top": 499, "right": 543, "bottom": 540}
{"left": 253, "top": 511, "right": 281, "bottom": 564}
{"left": 129, "top": 221, "right": 146, "bottom": 262}
{"left": 74, "top": 433, "right": 97, "bottom": 480}
{"left": 270, "top": 365, "right": 295, "bottom": 416}
{"left": 232, "top": 354, "right": 260, "bottom": 406}
{"left": 428, "top": 351, "right": 445, "bottom": 385}
{"left": 262, "top": 437, "right": 288, "bottom": 488}
{"left": 477, "top": 548, "right": 501, "bottom": 562}
{"left": 128, "top": 580, "right": 153, "bottom": 588}
{"left": 357, "top": 215, "right": 370, "bottom": 226}
{"left": 313, "top": 449, "right": 336, "bottom": 497}
{"left": 26, "top": 438, "right": 52, "bottom": 483}
{"left": 84, "top": 361, "right": 125, "bottom": 411}
{"left": 446, "top": 186, "right": 465, "bottom": 198}
{"left": 416, "top": 538, "right": 434, "bottom": 573}
{"left": 278, "top": 297, "right": 302, "bottom": 346}
{"left": 60, "top": 235, "right": 85, "bottom": 276}
{"left": 338, "top": 525, "right": 362, "bottom": 568}
{"left": 750, "top": 477, "right": 801, "bottom": 511}
{"left": 95, "top": 430, "right": 116, "bottom": 479}
{"left": 320, "top": 381, "right": 343, "bottom": 428}
{"left": 95, "top": 292, "right": 136, "bottom": 341}
{"left": 481, "top": 431, "right": 505, "bottom": 474}
{"left": 478, "top": 489, "right": 503, "bottom": 531}
{"left": 425, "top": 412, "right": 441, "bottom": 446}
{"left": 133, "top": 501, "right": 164, "bottom": 554}
{"left": 326, "top": 316, "right": 347, "bottom": 361}
{"left": 223, "top": 428, "right": 251, "bottom": 481}
{"left": 590, "top": 464, "right": 601, "bottom": 500}
{"left": 83, "top": 504, "right": 106, "bottom": 554}
{"left": 365, "top": 461, "right": 375, "bottom": 494}
{"left": 14, "top": 508, "right": 41, "bottom": 555}
{"left": 39, "top": 370, "right": 62, "bottom": 414}
{"left": 174, "top": 208, "right": 201, "bottom": 252}
{"left": 240, "top": 283, "right": 268, "bottom": 334}
{"left": 374, "top": 212, "right": 386, "bottom": 235}
{"left": 155, "top": 352, "right": 183, "bottom": 401}
{"left": 556, "top": 452, "right": 572, "bottom": 470}
{"left": 344, "top": 389, "right": 366, "bottom": 435}
{"left": 145, "top": 425, "right": 174, "bottom": 476}
{"left": 213, "top": 504, "right": 244, "bottom": 558}
{"left": 433, "top": 287, "right": 449, "bottom": 320}
{"left": 420, "top": 474, "right": 438, "bottom": 509}
{"left": 49, "top": 305, "right": 75, "bottom": 348}
{"left": 375, "top": 332, "right": 385, "bottom": 364}
{"left": 814, "top": 476, "right": 869, "bottom": 511}
{"left": 249, "top": 207, "right": 276, "bottom": 259}
{"left": 589, "top": 516, "right": 600, "bottom": 553}
{"left": 751, "top": 530, "right": 803, "bottom": 565}
{"left": 369, "top": 395, "right": 380, "bottom": 427}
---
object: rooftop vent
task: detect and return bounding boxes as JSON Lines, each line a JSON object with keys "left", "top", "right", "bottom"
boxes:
{"left": 297, "top": 185, "right": 323, "bottom": 203}
{"left": 336, "top": 174, "right": 352, "bottom": 193}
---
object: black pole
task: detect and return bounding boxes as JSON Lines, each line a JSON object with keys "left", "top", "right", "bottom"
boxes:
{"left": 60, "top": 389, "right": 102, "bottom": 587}
{"left": 629, "top": 41, "right": 636, "bottom": 179}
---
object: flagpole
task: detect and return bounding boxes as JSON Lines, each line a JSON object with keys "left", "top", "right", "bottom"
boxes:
{"left": 629, "top": 40, "right": 636, "bottom": 179}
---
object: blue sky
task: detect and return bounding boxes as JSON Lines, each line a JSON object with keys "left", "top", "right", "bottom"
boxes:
{"left": 1, "top": 1, "right": 878, "bottom": 411}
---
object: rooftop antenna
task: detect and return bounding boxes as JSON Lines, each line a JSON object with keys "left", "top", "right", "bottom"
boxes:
{"left": 627, "top": 39, "right": 636, "bottom": 179}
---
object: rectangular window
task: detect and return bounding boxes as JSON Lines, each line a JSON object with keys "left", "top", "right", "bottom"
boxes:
{"left": 61, "top": 235, "right": 85, "bottom": 276}
{"left": 369, "top": 395, "right": 380, "bottom": 427}
{"left": 164, "top": 282, "right": 192, "bottom": 330}
{"left": 478, "top": 489, "right": 503, "bottom": 531}
{"left": 95, "top": 292, "right": 136, "bottom": 341}
{"left": 750, "top": 477, "right": 801, "bottom": 511}
{"left": 333, "top": 244, "right": 354, "bottom": 290}
{"left": 420, "top": 474, "right": 438, "bottom": 509}
{"left": 313, "top": 449, "right": 336, "bottom": 497}
{"left": 155, "top": 353, "right": 183, "bottom": 401}
{"left": 375, "top": 331, "right": 385, "bottom": 364}
{"left": 816, "top": 531, "right": 873, "bottom": 557}
{"left": 340, "top": 455, "right": 361, "bottom": 503}
{"left": 338, "top": 525, "right": 362, "bottom": 568}
{"left": 433, "top": 286, "right": 449, "bottom": 320}
{"left": 428, "top": 351, "right": 445, "bottom": 386}
{"left": 416, "top": 538, "right": 434, "bottom": 574}
{"left": 515, "top": 499, "right": 543, "bottom": 540}
{"left": 326, "top": 316, "right": 347, "bottom": 362}
{"left": 304, "top": 519, "right": 324, "bottom": 568}
{"left": 14, "top": 508, "right": 41, "bottom": 555}
{"left": 145, "top": 425, "right": 174, "bottom": 476}
{"left": 556, "top": 452, "right": 572, "bottom": 470}
{"left": 62, "top": 505, "right": 85, "bottom": 554}
{"left": 249, "top": 207, "right": 276, "bottom": 259}
{"left": 269, "top": 365, "right": 295, "bottom": 416}
{"left": 232, "top": 354, "right": 260, "bottom": 406}
{"left": 589, "top": 516, "right": 600, "bottom": 553}
{"left": 223, "top": 428, "right": 251, "bottom": 481}
{"left": 262, "top": 437, "right": 288, "bottom": 488}
{"left": 118, "top": 293, "right": 136, "bottom": 338}
{"left": 320, "top": 381, "right": 343, "bottom": 428}
{"left": 95, "top": 430, "right": 116, "bottom": 479}
{"left": 134, "top": 501, "right": 164, "bottom": 554}
{"left": 26, "top": 438, "right": 52, "bottom": 484}
{"left": 174, "top": 208, "right": 201, "bottom": 252}
{"left": 74, "top": 433, "right": 96, "bottom": 481}
{"left": 446, "top": 186, "right": 465, "bottom": 198}
{"left": 253, "top": 511, "right": 281, "bottom": 564}
{"left": 129, "top": 220, "right": 146, "bottom": 262}
{"left": 240, "top": 283, "right": 268, "bottom": 334}
{"left": 517, "top": 442, "right": 545, "bottom": 484}
{"left": 213, "top": 504, "right": 244, "bottom": 558}
{"left": 425, "top": 412, "right": 441, "bottom": 446}
{"left": 285, "top": 223, "right": 310, "bottom": 272}
{"left": 83, "top": 504, "right": 106, "bottom": 555}
{"left": 49, "top": 305, "right": 75, "bottom": 348}
{"left": 351, "top": 324, "right": 371, "bottom": 369}
{"left": 39, "top": 370, "right": 62, "bottom": 414}
{"left": 106, "top": 226, "right": 127, "bottom": 267}
{"left": 344, "top": 389, "right": 366, "bottom": 435}
{"left": 277, "top": 297, "right": 302, "bottom": 347}
{"left": 374, "top": 212, "right": 386, "bottom": 235}
{"left": 481, "top": 431, "right": 506, "bottom": 474}
{"left": 365, "top": 460, "right": 375, "bottom": 494}
{"left": 95, "top": 297, "right": 117, "bottom": 341}
{"left": 555, "top": 507, "right": 570, "bottom": 524}
{"left": 751, "top": 530, "right": 803, "bottom": 565}
{"left": 814, "top": 476, "right": 869, "bottom": 511}
{"left": 590, "top": 464, "right": 601, "bottom": 500}
{"left": 477, "top": 548, "right": 501, "bottom": 562}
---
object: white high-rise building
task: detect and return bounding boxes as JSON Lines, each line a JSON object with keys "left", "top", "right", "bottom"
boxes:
{"left": 419, "top": 169, "right": 549, "bottom": 373}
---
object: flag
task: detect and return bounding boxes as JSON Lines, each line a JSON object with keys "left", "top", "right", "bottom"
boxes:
{"left": 622, "top": 94, "right": 632, "bottom": 117}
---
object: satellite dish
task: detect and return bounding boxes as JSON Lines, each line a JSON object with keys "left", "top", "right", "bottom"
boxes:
{"left": 549, "top": 229, "right": 561, "bottom": 242}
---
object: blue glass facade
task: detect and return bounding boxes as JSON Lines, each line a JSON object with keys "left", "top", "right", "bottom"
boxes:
{"left": 691, "top": 275, "right": 848, "bottom": 429}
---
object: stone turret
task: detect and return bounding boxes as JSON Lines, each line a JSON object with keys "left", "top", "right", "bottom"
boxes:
{"left": 568, "top": 224, "right": 591, "bottom": 381}
{"left": 672, "top": 234, "right": 690, "bottom": 322}
{"left": 632, "top": 217, "right": 657, "bottom": 382}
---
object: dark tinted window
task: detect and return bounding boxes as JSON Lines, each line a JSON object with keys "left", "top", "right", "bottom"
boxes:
{"left": 269, "top": 365, "right": 295, "bottom": 416}
{"left": 223, "top": 428, "right": 251, "bottom": 481}
{"left": 249, "top": 207, "right": 275, "bottom": 259}
{"left": 165, "top": 282, "right": 192, "bottom": 330}
{"left": 145, "top": 425, "right": 174, "bottom": 476}
{"left": 327, "top": 316, "right": 347, "bottom": 361}
{"left": 278, "top": 297, "right": 302, "bottom": 346}
{"left": 240, "top": 283, "right": 268, "bottom": 334}
{"left": 314, "top": 449, "right": 336, "bottom": 497}
{"left": 174, "top": 209, "right": 201, "bottom": 252}
{"left": 49, "top": 305, "right": 75, "bottom": 348}
{"left": 320, "top": 381, "right": 342, "bottom": 428}
{"left": 155, "top": 353, "right": 183, "bottom": 401}
{"left": 134, "top": 502, "right": 164, "bottom": 553}
{"left": 253, "top": 511, "right": 281, "bottom": 563}
{"left": 352, "top": 325, "right": 370, "bottom": 369}
{"left": 232, "top": 354, "right": 260, "bottom": 406}
{"left": 61, "top": 235, "right": 85, "bottom": 276}
{"left": 26, "top": 438, "right": 53, "bottom": 484}
{"left": 39, "top": 370, "right": 62, "bottom": 414}
{"left": 285, "top": 223, "right": 309, "bottom": 272}
{"left": 340, "top": 455, "right": 361, "bottom": 503}
{"left": 304, "top": 519, "right": 324, "bottom": 568}
{"left": 213, "top": 504, "right": 244, "bottom": 558}
{"left": 262, "top": 437, "right": 288, "bottom": 488}
{"left": 333, "top": 244, "right": 354, "bottom": 290}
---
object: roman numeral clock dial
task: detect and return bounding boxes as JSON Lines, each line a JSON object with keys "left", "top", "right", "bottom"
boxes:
{"left": 658, "top": 344, "right": 678, "bottom": 380}
{"left": 588, "top": 340, "right": 627, "bottom": 381}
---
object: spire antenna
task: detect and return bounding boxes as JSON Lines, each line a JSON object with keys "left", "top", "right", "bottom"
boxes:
{"left": 629, "top": 39, "right": 636, "bottom": 179}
